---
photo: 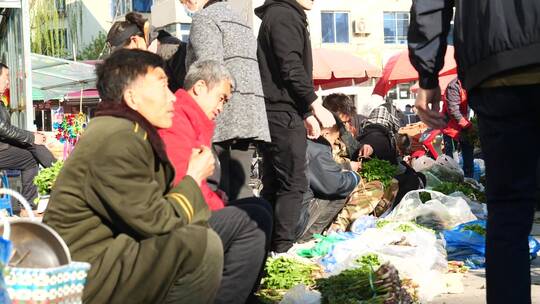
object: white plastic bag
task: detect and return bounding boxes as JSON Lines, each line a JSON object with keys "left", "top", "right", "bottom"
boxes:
{"left": 449, "top": 192, "right": 487, "bottom": 220}
{"left": 279, "top": 284, "right": 321, "bottom": 304}
{"left": 321, "top": 222, "right": 448, "bottom": 302}
{"left": 430, "top": 155, "right": 465, "bottom": 183}
{"left": 385, "top": 190, "right": 477, "bottom": 230}
{"left": 423, "top": 171, "right": 444, "bottom": 189}
{"left": 412, "top": 155, "right": 435, "bottom": 172}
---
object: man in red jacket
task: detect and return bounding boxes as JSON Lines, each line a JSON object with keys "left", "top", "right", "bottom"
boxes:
{"left": 159, "top": 60, "right": 272, "bottom": 304}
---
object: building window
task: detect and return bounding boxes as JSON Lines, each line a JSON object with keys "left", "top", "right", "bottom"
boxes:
{"left": 387, "top": 83, "right": 413, "bottom": 100}
{"left": 163, "top": 23, "right": 191, "bottom": 42}
{"left": 383, "top": 12, "right": 409, "bottom": 44}
{"left": 111, "top": 0, "right": 131, "bottom": 18}
{"left": 132, "top": 0, "right": 153, "bottom": 13}
{"left": 179, "top": 23, "right": 191, "bottom": 42}
{"left": 321, "top": 12, "right": 350, "bottom": 44}
{"left": 55, "top": 0, "right": 66, "bottom": 13}
{"left": 111, "top": 0, "right": 153, "bottom": 17}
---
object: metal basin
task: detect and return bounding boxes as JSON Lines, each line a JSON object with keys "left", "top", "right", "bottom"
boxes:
{"left": 0, "top": 219, "right": 71, "bottom": 268}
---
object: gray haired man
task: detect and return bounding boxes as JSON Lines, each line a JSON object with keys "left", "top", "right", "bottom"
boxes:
{"left": 159, "top": 60, "right": 273, "bottom": 304}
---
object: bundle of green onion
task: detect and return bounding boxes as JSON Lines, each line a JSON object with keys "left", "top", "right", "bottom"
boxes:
{"left": 316, "top": 263, "right": 413, "bottom": 304}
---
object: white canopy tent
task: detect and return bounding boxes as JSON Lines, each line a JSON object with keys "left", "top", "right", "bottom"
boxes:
{"left": 31, "top": 53, "right": 96, "bottom": 103}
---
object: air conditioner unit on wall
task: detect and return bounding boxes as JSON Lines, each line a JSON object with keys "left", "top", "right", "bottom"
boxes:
{"left": 353, "top": 18, "right": 370, "bottom": 36}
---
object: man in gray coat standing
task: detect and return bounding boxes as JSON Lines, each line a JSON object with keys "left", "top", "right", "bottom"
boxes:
{"left": 182, "top": 0, "right": 271, "bottom": 201}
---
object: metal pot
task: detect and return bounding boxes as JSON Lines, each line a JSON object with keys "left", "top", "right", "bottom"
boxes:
{"left": 0, "top": 188, "right": 71, "bottom": 268}
{"left": 0, "top": 219, "right": 71, "bottom": 268}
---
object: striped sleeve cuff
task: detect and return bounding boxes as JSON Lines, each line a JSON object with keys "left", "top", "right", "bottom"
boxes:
{"left": 167, "top": 176, "right": 210, "bottom": 224}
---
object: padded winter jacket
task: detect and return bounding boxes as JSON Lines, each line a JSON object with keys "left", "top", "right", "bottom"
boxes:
{"left": 255, "top": 0, "right": 317, "bottom": 118}
{"left": 408, "top": 0, "right": 540, "bottom": 90}
{"left": 0, "top": 102, "right": 34, "bottom": 150}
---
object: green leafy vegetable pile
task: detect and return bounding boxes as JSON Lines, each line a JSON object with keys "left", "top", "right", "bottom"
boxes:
{"left": 419, "top": 192, "right": 432, "bottom": 204}
{"left": 462, "top": 224, "right": 486, "bottom": 236}
{"left": 376, "top": 220, "right": 391, "bottom": 229}
{"left": 316, "top": 263, "right": 413, "bottom": 304}
{"left": 433, "top": 181, "right": 486, "bottom": 202}
{"left": 376, "top": 220, "right": 433, "bottom": 233}
{"left": 460, "top": 117, "right": 481, "bottom": 148}
{"left": 355, "top": 253, "right": 381, "bottom": 272}
{"left": 257, "top": 257, "right": 319, "bottom": 303}
{"left": 395, "top": 224, "right": 416, "bottom": 233}
{"left": 360, "top": 158, "right": 398, "bottom": 188}
{"left": 33, "top": 161, "right": 63, "bottom": 196}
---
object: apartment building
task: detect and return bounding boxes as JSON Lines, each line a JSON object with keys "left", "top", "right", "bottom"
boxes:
{"left": 233, "top": 0, "right": 415, "bottom": 111}
{"left": 1, "top": 0, "right": 33, "bottom": 128}
{"left": 65, "top": 0, "right": 154, "bottom": 51}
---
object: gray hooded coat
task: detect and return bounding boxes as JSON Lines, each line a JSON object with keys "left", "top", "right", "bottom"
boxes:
{"left": 186, "top": 2, "right": 271, "bottom": 143}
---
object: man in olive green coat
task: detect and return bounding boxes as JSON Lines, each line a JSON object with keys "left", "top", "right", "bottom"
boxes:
{"left": 43, "top": 49, "right": 223, "bottom": 304}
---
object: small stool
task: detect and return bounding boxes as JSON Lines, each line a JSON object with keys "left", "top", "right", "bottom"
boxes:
{"left": 0, "top": 173, "right": 13, "bottom": 216}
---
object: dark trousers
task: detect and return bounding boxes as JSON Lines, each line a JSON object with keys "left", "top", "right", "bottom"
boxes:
{"left": 469, "top": 84, "right": 540, "bottom": 304}
{"left": 209, "top": 198, "right": 273, "bottom": 304}
{"left": 444, "top": 134, "right": 475, "bottom": 178}
{"left": 164, "top": 229, "right": 224, "bottom": 304}
{"left": 261, "top": 111, "right": 308, "bottom": 253}
{"left": 0, "top": 143, "right": 56, "bottom": 206}
{"left": 214, "top": 141, "right": 255, "bottom": 201}
{"left": 296, "top": 197, "right": 347, "bottom": 243}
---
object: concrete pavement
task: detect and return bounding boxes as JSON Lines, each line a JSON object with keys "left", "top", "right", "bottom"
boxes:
{"left": 432, "top": 213, "right": 540, "bottom": 304}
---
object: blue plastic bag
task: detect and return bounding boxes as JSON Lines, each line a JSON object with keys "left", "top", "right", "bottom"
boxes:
{"left": 0, "top": 235, "right": 12, "bottom": 303}
{"left": 443, "top": 220, "right": 540, "bottom": 269}
{"left": 317, "top": 232, "right": 359, "bottom": 272}
{"left": 350, "top": 215, "right": 377, "bottom": 235}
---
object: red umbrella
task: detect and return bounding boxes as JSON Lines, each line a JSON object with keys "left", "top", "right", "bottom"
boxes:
{"left": 372, "top": 46, "right": 457, "bottom": 96}
{"left": 313, "top": 48, "right": 381, "bottom": 89}
{"left": 410, "top": 74, "right": 457, "bottom": 93}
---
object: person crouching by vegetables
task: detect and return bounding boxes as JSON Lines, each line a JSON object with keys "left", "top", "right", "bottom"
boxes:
{"left": 322, "top": 93, "right": 371, "bottom": 163}
{"left": 159, "top": 60, "right": 273, "bottom": 304}
{"left": 296, "top": 120, "right": 362, "bottom": 242}
{"left": 356, "top": 104, "right": 426, "bottom": 207}
{"left": 43, "top": 49, "right": 223, "bottom": 304}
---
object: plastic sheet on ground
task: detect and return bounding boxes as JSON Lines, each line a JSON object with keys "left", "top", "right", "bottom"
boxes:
{"left": 279, "top": 284, "right": 321, "bottom": 304}
{"left": 448, "top": 192, "right": 487, "bottom": 220}
{"left": 350, "top": 215, "right": 377, "bottom": 234}
{"left": 296, "top": 234, "right": 352, "bottom": 259}
{"left": 443, "top": 220, "right": 540, "bottom": 269}
{"left": 320, "top": 221, "right": 448, "bottom": 302}
{"left": 384, "top": 190, "right": 477, "bottom": 231}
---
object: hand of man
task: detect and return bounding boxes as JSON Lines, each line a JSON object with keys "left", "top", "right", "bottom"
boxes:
{"left": 458, "top": 117, "right": 472, "bottom": 129}
{"left": 186, "top": 146, "right": 215, "bottom": 186}
{"left": 304, "top": 115, "right": 321, "bottom": 139}
{"left": 350, "top": 161, "right": 361, "bottom": 172}
{"left": 311, "top": 98, "right": 336, "bottom": 128}
{"left": 415, "top": 87, "right": 447, "bottom": 129}
{"left": 33, "top": 132, "right": 47, "bottom": 145}
{"left": 215, "top": 189, "right": 229, "bottom": 204}
{"left": 358, "top": 144, "right": 374, "bottom": 158}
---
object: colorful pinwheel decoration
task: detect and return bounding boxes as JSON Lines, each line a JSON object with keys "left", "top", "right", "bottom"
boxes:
{"left": 53, "top": 112, "right": 87, "bottom": 159}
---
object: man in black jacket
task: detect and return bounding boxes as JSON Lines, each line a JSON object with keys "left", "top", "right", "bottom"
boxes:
{"left": 0, "top": 63, "right": 56, "bottom": 208}
{"left": 408, "top": 1, "right": 540, "bottom": 303}
{"left": 256, "top": 0, "right": 335, "bottom": 252}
